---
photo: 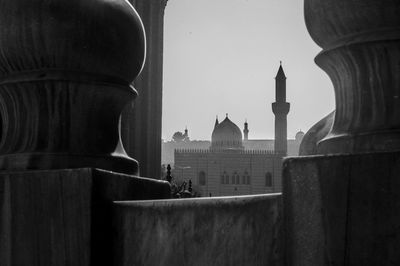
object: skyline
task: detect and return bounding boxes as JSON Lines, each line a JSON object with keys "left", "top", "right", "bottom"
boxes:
{"left": 162, "top": 0, "right": 335, "bottom": 141}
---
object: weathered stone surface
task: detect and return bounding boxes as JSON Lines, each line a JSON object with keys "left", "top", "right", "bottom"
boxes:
{"left": 113, "top": 194, "right": 282, "bottom": 266}
{"left": 0, "top": 168, "right": 171, "bottom": 266}
{"left": 283, "top": 151, "right": 400, "bottom": 266}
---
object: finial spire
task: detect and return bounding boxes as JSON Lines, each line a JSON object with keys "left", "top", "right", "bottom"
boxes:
{"left": 275, "top": 62, "right": 286, "bottom": 79}
{"left": 226, "top": 113, "right": 228, "bottom": 118}
{"left": 243, "top": 119, "right": 249, "bottom": 140}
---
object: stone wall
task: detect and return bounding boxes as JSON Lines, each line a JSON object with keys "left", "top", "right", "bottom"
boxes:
{"left": 112, "top": 194, "right": 282, "bottom": 266}
{"left": 0, "top": 168, "right": 171, "bottom": 265}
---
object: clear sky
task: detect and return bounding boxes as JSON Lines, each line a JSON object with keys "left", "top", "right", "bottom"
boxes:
{"left": 162, "top": 0, "right": 334, "bottom": 141}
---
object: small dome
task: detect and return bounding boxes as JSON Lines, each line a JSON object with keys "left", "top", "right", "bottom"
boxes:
{"left": 295, "top": 130, "right": 305, "bottom": 141}
{"left": 211, "top": 116, "right": 243, "bottom": 150}
{"left": 172, "top": 132, "right": 185, "bottom": 142}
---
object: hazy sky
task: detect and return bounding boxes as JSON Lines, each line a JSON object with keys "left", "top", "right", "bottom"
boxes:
{"left": 162, "top": 0, "right": 334, "bottom": 141}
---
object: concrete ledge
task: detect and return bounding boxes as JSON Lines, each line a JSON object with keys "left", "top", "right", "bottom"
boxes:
{"left": 113, "top": 194, "right": 282, "bottom": 266}
{"left": 283, "top": 151, "right": 400, "bottom": 266}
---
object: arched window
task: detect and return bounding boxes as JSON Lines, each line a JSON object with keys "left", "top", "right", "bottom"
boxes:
{"left": 198, "top": 171, "right": 206, "bottom": 186}
{"left": 221, "top": 171, "right": 229, "bottom": 185}
{"left": 265, "top": 172, "right": 273, "bottom": 187}
{"left": 243, "top": 171, "right": 251, "bottom": 185}
{"left": 231, "top": 172, "right": 239, "bottom": 184}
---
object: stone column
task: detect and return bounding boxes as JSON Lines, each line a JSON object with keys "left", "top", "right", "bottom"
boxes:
{"left": 122, "top": 0, "right": 168, "bottom": 178}
{"left": 284, "top": 1, "right": 400, "bottom": 265}
{"left": 305, "top": 0, "right": 400, "bottom": 154}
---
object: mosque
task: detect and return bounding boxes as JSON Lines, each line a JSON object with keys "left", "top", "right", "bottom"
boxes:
{"left": 169, "top": 64, "right": 304, "bottom": 196}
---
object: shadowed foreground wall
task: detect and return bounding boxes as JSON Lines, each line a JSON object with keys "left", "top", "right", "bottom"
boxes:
{"left": 113, "top": 194, "right": 282, "bottom": 266}
{"left": 283, "top": 151, "right": 400, "bottom": 266}
{"left": 0, "top": 168, "right": 170, "bottom": 266}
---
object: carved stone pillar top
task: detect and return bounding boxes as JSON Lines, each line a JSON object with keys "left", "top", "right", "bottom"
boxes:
{"left": 0, "top": 0, "right": 145, "bottom": 86}
{"left": 304, "top": 0, "right": 400, "bottom": 154}
{"left": 0, "top": 0, "right": 146, "bottom": 174}
{"left": 305, "top": 0, "right": 400, "bottom": 49}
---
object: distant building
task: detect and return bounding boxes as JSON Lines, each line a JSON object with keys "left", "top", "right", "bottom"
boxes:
{"left": 162, "top": 130, "right": 303, "bottom": 167}
{"left": 166, "top": 64, "right": 304, "bottom": 196}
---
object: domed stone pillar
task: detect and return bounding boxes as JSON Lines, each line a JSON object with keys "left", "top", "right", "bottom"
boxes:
{"left": 0, "top": 1, "right": 171, "bottom": 265}
{"left": 0, "top": 0, "right": 147, "bottom": 175}
{"left": 284, "top": 1, "right": 400, "bottom": 265}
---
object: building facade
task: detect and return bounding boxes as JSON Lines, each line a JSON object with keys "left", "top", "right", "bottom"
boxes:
{"left": 162, "top": 130, "right": 303, "bottom": 167}
{"left": 172, "top": 65, "right": 302, "bottom": 196}
{"left": 174, "top": 116, "right": 284, "bottom": 196}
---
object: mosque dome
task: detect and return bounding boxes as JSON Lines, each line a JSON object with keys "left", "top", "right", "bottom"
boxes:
{"left": 211, "top": 116, "right": 243, "bottom": 150}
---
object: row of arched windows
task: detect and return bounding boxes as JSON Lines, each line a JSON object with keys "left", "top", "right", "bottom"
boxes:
{"left": 221, "top": 171, "right": 251, "bottom": 185}
{"left": 198, "top": 171, "right": 273, "bottom": 187}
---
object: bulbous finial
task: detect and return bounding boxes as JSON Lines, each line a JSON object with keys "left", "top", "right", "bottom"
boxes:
{"left": 0, "top": 0, "right": 146, "bottom": 91}
{"left": 0, "top": 0, "right": 147, "bottom": 174}
{"left": 304, "top": 0, "right": 400, "bottom": 154}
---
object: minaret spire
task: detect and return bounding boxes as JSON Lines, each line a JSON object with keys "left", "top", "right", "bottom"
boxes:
{"left": 272, "top": 62, "right": 290, "bottom": 155}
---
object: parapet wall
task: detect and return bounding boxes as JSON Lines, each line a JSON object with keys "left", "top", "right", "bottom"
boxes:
{"left": 113, "top": 194, "right": 282, "bottom": 266}
{"left": 175, "top": 148, "right": 280, "bottom": 155}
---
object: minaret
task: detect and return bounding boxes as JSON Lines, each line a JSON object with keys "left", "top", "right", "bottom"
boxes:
{"left": 243, "top": 119, "right": 249, "bottom": 140}
{"left": 272, "top": 62, "right": 290, "bottom": 155}
{"left": 183, "top": 126, "right": 189, "bottom": 141}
